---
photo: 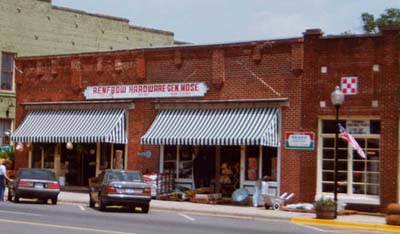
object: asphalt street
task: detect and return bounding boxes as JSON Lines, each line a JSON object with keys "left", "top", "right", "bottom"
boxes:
{"left": 0, "top": 200, "right": 396, "bottom": 234}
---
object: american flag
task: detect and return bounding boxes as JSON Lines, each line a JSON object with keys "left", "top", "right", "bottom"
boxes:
{"left": 338, "top": 123, "right": 366, "bottom": 159}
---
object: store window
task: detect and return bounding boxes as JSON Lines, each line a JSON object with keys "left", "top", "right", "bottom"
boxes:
{"left": 320, "top": 120, "right": 380, "bottom": 196}
{"left": 163, "top": 145, "right": 177, "bottom": 175}
{"left": 1, "top": 52, "right": 14, "bottom": 91}
{"left": 100, "top": 144, "right": 112, "bottom": 170}
{"left": 31, "top": 145, "right": 42, "bottom": 168}
{"left": 244, "top": 146, "right": 277, "bottom": 181}
{"left": 246, "top": 146, "right": 259, "bottom": 181}
{"left": 43, "top": 144, "right": 55, "bottom": 169}
{"left": 179, "top": 146, "right": 193, "bottom": 179}
{"left": 262, "top": 147, "right": 278, "bottom": 181}
{"left": 0, "top": 119, "right": 11, "bottom": 145}
{"left": 31, "top": 143, "right": 55, "bottom": 169}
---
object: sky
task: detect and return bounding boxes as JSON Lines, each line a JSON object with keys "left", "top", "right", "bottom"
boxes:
{"left": 52, "top": 0, "right": 400, "bottom": 44}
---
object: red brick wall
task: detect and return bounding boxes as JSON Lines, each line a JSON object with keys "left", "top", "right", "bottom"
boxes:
{"left": 303, "top": 27, "right": 400, "bottom": 209}
{"left": 14, "top": 28, "right": 400, "bottom": 208}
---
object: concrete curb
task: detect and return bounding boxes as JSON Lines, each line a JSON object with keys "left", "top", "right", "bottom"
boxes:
{"left": 291, "top": 217, "right": 400, "bottom": 232}
{"left": 150, "top": 206, "right": 293, "bottom": 221}
{"left": 58, "top": 198, "right": 293, "bottom": 221}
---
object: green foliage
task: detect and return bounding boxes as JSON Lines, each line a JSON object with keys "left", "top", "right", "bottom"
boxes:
{"left": 0, "top": 149, "right": 13, "bottom": 160}
{"left": 361, "top": 8, "right": 400, "bottom": 33}
{"left": 314, "top": 196, "right": 336, "bottom": 208}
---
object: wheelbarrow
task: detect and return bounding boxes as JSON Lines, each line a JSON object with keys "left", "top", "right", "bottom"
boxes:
{"left": 262, "top": 192, "right": 295, "bottom": 210}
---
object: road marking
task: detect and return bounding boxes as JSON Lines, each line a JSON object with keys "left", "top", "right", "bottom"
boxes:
{"left": 0, "top": 218, "right": 139, "bottom": 234}
{"left": 78, "top": 205, "right": 85, "bottom": 211}
{"left": 178, "top": 213, "right": 195, "bottom": 221}
{"left": 0, "top": 210, "right": 43, "bottom": 217}
{"left": 295, "top": 223, "right": 326, "bottom": 232}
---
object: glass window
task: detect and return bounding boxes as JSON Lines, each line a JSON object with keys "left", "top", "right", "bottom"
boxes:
{"left": 1, "top": 53, "right": 14, "bottom": 91}
{"left": 0, "top": 119, "right": 11, "bottom": 145}
{"left": 320, "top": 120, "right": 380, "bottom": 197}
{"left": 262, "top": 146, "right": 277, "bottom": 181}
{"left": 163, "top": 145, "right": 177, "bottom": 175}
{"left": 246, "top": 146, "right": 259, "bottom": 181}
{"left": 178, "top": 146, "right": 193, "bottom": 179}
{"left": 43, "top": 144, "right": 55, "bottom": 169}
{"left": 31, "top": 145, "right": 42, "bottom": 168}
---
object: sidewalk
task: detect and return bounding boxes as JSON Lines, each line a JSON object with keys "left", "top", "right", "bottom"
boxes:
{"left": 58, "top": 191, "right": 400, "bottom": 232}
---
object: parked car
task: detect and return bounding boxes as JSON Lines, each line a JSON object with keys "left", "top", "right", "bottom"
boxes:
{"left": 89, "top": 170, "right": 151, "bottom": 213}
{"left": 7, "top": 168, "right": 60, "bottom": 204}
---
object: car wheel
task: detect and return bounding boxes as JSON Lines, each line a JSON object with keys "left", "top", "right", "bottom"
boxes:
{"left": 42, "top": 199, "right": 48, "bottom": 204}
{"left": 141, "top": 204, "right": 149, "bottom": 213}
{"left": 51, "top": 198, "right": 57, "bottom": 205}
{"left": 14, "top": 195, "right": 19, "bottom": 203}
{"left": 99, "top": 198, "right": 106, "bottom": 211}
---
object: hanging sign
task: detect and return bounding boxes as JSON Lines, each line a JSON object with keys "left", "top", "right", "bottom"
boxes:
{"left": 285, "top": 132, "right": 315, "bottom": 150}
{"left": 83, "top": 82, "right": 208, "bottom": 100}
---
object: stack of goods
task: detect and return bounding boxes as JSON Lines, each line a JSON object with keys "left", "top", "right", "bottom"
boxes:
{"left": 219, "top": 163, "right": 233, "bottom": 184}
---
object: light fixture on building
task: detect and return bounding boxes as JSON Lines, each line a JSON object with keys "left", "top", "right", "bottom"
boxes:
{"left": 330, "top": 85, "right": 344, "bottom": 219}
{"left": 66, "top": 142, "right": 74, "bottom": 150}
{"left": 3, "top": 129, "right": 11, "bottom": 145}
{"left": 3, "top": 129, "right": 11, "bottom": 137}
{"left": 16, "top": 142, "right": 24, "bottom": 151}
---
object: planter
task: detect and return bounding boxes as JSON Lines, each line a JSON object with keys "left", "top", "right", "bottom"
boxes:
{"left": 315, "top": 206, "right": 336, "bottom": 219}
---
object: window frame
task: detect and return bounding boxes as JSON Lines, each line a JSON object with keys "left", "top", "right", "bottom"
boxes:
{"left": 0, "top": 52, "right": 15, "bottom": 92}
{"left": 317, "top": 119, "right": 380, "bottom": 204}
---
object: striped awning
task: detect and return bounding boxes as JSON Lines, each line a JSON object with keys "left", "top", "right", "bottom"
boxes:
{"left": 141, "top": 108, "right": 279, "bottom": 146}
{"left": 11, "top": 109, "right": 127, "bottom": 144}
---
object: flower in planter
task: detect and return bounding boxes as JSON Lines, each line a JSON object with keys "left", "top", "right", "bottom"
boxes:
{"left": 314, "top": 196, "right": 336, "bottom": 209}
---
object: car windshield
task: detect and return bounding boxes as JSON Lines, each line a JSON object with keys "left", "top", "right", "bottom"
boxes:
{"left": 106, "top": 171, "right": 143, "bottom": 182}
{"left": 19, "top": 169, "right": 55, "bottom": 180}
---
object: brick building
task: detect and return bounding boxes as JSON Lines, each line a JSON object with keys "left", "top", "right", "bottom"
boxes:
{"left": 10, "top": 26, "right": 400, "bottom": 211}
{"left": 0, "top": 0, "right": 174, "bottom": 147}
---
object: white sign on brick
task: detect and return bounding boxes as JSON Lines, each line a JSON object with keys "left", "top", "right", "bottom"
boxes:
{"left": 341, "top": 77, "right": 358, "bottom": 95}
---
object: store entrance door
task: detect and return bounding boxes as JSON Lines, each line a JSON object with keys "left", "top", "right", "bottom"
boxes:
{"left": 62, "top": 143, "right": 96, "bottom": 186}
{"left": 82, "top": 151, "right": 96, "bottom": 186}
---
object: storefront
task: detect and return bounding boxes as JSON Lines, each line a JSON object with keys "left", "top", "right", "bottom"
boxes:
{"left": 10, "top": 26, "right": 400, "bottom": 210}
{"left": 141, "top": 104, "right": 282, "bottom": 196}
{"left": 11, "top": 102, "right": 131, "bottom": 186}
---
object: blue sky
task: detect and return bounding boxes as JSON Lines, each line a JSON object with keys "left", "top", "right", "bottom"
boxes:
{"left": 52, "top": 0, "right": 400, "bottom": 44}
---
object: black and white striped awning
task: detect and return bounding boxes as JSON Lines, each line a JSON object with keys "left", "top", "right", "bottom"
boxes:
{"left": 141, "top": 108, "right": 279, "bottom": 146}
{"left": 11, "top": 109, "right": 127, "bottom": 144}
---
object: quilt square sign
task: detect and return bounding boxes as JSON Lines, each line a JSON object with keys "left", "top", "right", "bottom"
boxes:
{"left": 341, "top": 76, "right": 358, "bottom": 95}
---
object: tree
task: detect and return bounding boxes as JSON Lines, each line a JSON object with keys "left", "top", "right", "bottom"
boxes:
{"left": 361, "top": 8, "right": 400, "bottom": 33}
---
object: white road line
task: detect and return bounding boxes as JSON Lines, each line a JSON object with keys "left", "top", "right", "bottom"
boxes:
{"left": 295, "top": 223, "right": 326, "bottom": 232}
{"left": 0, "top": 210, "right": 43, "bottom": 217}
{"left": 178, "top": 213, "right": 195, "bottom": 221}
{"left": 78, "top": 205, "right": 85, "bottom": 211}
{"left": 0, "top": 218, "right": 139, "bottom": 234}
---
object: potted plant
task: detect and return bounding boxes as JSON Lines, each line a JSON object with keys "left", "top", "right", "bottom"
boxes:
{"left": 314, "top": 196, "right": 336, "bottom": 219}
